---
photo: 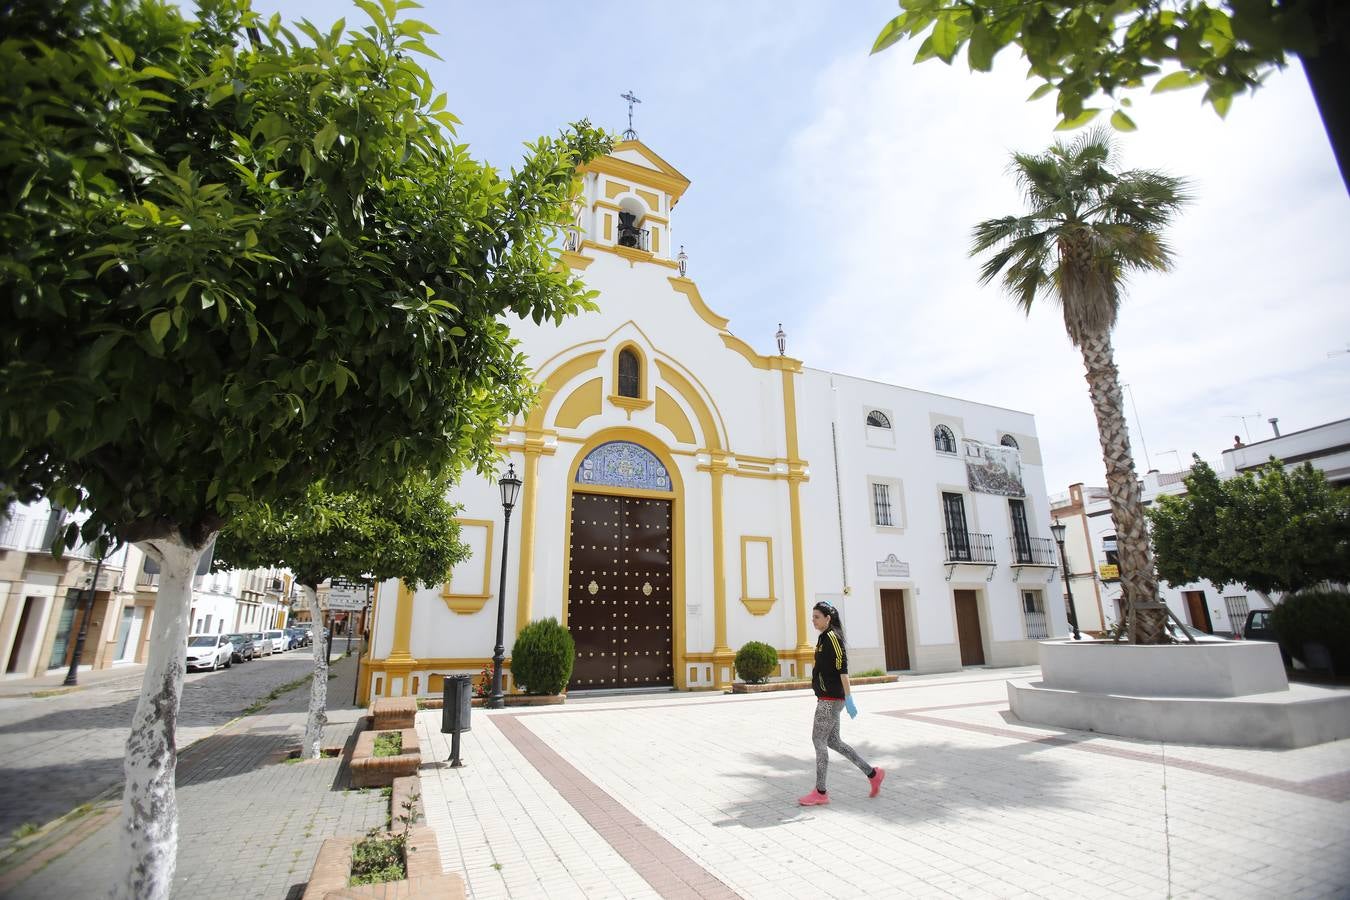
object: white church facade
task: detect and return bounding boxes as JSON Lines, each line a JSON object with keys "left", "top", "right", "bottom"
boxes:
{"left": 358, "top": 141, "right": 1064, "bottom": 702}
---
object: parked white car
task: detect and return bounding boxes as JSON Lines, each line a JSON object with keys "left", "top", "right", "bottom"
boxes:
{"left": 265, "top": 629, "right": 287, "bottom": 653}
{"left": 186, "top": 634, "right": 233, "bottom": 671}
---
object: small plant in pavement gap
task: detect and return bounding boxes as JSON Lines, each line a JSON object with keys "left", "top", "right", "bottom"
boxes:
{"left": 372, "top": 732, "right": 403, "bottom": 758}
{"left": 349, "top": 827, "right": 407, "bottom": 887}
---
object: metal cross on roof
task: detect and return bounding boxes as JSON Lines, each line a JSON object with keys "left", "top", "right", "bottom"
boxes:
{"left": 620, "top": 90, "right": 641, "bottom": 140}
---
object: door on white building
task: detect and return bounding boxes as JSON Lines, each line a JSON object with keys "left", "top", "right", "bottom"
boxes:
{"left": 1182, "top": 590, "right": 1213, "bottom": 633}
{"left": 879, "top": 589, "right": 911, "bottom": 671}
{"left": 6, "top": 596, "right": 44, "bottom": 674}
{"left": 114, "top": 606, "right": 139, "bottom": 662}
{"left": 953, "top": 589, "right": 985, "bottom": 665}
{"left": 46, "top": 589, "right": 82, "bottom": 670}
{"left": 567, "top": 492, "right": 674, "bottom": 690}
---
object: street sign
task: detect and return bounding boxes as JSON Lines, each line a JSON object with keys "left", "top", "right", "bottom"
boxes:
{"left": 327, "top": 577, "right": 369, "bottom": 610}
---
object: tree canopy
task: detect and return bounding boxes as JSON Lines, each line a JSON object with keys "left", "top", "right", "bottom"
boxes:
{"left": 1149, "top": 458, "right": 1350, "bottom": 595}
{"left": 212, "top": 475, "right": 468, "bottom": 588}
{"left": 0, "top": 0, "right": 611, "bottom": 550}
{"left": 871, "top": 1, "right": 1350, "bottom": 188}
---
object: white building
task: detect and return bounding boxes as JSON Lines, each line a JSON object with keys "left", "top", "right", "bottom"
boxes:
{"left": 1222, "top": 417, "right": 1350, "bottom": 488}
{"left": 359, "top": 140, "right": 1062, "bottom": 702}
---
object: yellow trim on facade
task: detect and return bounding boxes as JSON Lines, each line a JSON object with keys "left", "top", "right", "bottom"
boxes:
{"left": 667, "top": 277, "right": 731, "bottom": 330}
{"left": 559, "top": 249, "right": 593, "bottom": 271}
{"left": 389, "top": 581, "right": 415, "bottom": 661}
{"left": 555, "top": 377, "right": 603, "bottom": 429}
{"left": 580, "top": 142, "right": 691, "bottom": 204}
{"left": 591, "top": 199, "right": 669, "bottom": 225}
{"left": 440, "top": 518, "right": 495, "bottom": 615}
{"left": 525, "top": 350, "right": 605, "bottom": 431}
{"left": 739, "top": 535, "right": 777, "bottom": 615}
{"left": 607, "top": 394, "right": 654, "bottom": 418}
{"left": 781, "top": 368, "right": 813, "bottom": 655}
{"left": 709, "top": 453, "right": 733, "bottom": 686}
{"left": 603, "top": 213, "right": 612, "bottom": 242}
{"left": 654, "top": 360, "right": 723, "bottom": 451}
{"left": 515, "top": 445, "right": 543, "bottom": 633}
{"left": 636, "top": 188, "right": 662, "bottom": 214}
{"left": 604, "top": 180, "right": 630, "bottom": 200}
{"left": 562, "top": 426, "right": 688, "bottom": 690}
{"left": 655, "top": 388, "right": 696, "bottom": 444}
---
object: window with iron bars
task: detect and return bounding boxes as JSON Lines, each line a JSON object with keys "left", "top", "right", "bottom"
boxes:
{"left": 871, "top": 482, "right": 894, "bottom": 527}
{"left": 1022, "top": 590, "right": 1049, "bottom": 639}
{"left": 1224, "top": 595, "right": 1249, "bottom": 634}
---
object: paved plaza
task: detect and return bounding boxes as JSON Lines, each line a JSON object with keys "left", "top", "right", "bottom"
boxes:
{"left": 1, "top": 663, "right": 1347, "bottom": 898}
{"left": 417, "top": 668, "right": 1350, "bottom": 899}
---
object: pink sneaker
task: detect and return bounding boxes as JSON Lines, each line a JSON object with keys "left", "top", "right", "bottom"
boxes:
{"left": 868, "top": 768, "right": 886, "bottom": 798}
{"left": 798, "top": 789, "right": 830, "bottom": 806}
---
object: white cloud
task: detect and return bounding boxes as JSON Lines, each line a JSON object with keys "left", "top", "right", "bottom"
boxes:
{"left": 778, "top": 45, "right": 1350, "bottom": 492}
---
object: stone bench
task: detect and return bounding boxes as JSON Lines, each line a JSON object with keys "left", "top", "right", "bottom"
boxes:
{"left": 370, "top": 697, "right": 418, "bottom": 731}
{"left": 348, "top": 728, "right": 420, "bottom": 788}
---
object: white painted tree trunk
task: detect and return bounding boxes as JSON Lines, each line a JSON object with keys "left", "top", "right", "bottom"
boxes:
{"left": 301, "top": 583, "right": 328, "bottom": 760}
{"left": 112, "top": 533, "right": 210, "bottom": 900}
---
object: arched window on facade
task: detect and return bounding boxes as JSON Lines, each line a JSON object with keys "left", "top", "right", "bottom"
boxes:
{"left": 934, "top": 424, "right": 956, "bottom": 454}
{"left": 1000, "top": 434, "right": 1020, "bottom": 450}
{"left": 866, "top": 410, "right": 892, "bottom": 429}
{"left": 617, "top": 348, "right": 641, "bottom": 398}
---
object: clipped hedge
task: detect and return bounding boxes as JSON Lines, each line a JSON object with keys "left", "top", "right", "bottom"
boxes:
{"left": 511, "top": 617, "right": 574, "bottom": 695}
{"left": 734, "top": 641, "right": 778, "bottom": 684}
{"left": 1271, "top": 589, "right": 1350, "bottom": 674}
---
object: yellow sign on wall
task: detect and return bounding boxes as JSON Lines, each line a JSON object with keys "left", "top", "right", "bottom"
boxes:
{"left": 1099, "top": 564, "right": 1120, "bottom": 581}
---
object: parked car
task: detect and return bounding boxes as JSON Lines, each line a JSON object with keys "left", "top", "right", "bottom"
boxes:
{"left": 226, "top": 634, "right": 256, "bottom": 662}
{"left": 186, "top": 634, "right": 233, "bottom": 671}
{"left": 249, "top": 631, "right": 272, "bottom": 656}
{"left": 1243, "top": 608, "right": 1292, "bottom": 666}
{"left": 265, "top": 629, "right": 287, "bottom": 653}
{"left": 285, "top": 627, "right": 308, "bottom": 649}
{"left": 1244, "top": 609, "right": 1277, "bottom": 642}
{"left": 1166, "top": 622, "right": 1231, "bottom": 643}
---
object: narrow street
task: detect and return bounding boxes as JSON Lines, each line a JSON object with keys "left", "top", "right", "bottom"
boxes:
{"left": 0, "top": 648, "right": 330, "bottom": 845}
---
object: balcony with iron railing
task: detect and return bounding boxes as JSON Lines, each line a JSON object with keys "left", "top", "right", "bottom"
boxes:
{"left": 616, "top": 222, "right": 650, "bottom": 251}
{"left": 1, "top": 512, "right": 103, "bottom": 560}
{"left": 1009, "top": 536, "right": 1057, "bottom": 566}
{"left": 940, "top": 531, "right": 997, "bottom": 565}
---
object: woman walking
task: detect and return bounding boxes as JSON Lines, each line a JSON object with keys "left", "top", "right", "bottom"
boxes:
{"left": 800, "top": 601, "right": 884, "bottom": 806}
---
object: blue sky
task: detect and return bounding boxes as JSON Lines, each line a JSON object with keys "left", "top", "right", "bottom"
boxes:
{"left": 259, "top": 0, "right": 1350, "bottom": 494}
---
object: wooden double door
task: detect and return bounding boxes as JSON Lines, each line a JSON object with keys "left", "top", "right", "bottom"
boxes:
{"left": 567, "top": 492, "right": 674, "bottom": 690}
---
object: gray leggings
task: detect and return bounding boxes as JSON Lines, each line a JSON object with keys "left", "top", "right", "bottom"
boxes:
{"left": 812, "top": 698, "right": 871, "bottom": 792}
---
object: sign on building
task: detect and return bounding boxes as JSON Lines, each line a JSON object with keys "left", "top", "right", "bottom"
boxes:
{"left": 876, "top": 554, "right": 910, "bottom": 578}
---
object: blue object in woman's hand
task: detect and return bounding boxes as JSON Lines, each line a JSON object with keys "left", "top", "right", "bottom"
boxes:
{"left": 845, "top": 695, "right": 858, "bottom": 718}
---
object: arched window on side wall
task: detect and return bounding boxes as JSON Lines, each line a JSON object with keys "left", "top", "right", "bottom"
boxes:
{"left": 866, "top": 410, "right": 891, "bottom": 429}
{"left": 1000, "top": 434, "right": 1020, "bottom": 450}
{"left": 617, "top": 348, "right": 641, "bottom": 398}
{"left": 934, "top": 424, "right": 956, "bottom": 454}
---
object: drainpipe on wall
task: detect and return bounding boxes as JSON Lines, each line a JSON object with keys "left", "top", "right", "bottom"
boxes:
{"left": 829, "top": 376, "right": 848, "bottom": 595}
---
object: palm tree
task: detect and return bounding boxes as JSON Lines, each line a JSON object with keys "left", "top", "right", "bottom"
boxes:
{"left": 971, "top": 129, "right": 1189, "bottom": 644}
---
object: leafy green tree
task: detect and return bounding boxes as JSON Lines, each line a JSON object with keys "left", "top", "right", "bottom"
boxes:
{"left": 0, "top": 0, "right": 609, "bottom": 895}
{"left": 970, "top": 129, "right": 1188, "bottom": 644}
{"left": 871, "top": 1, "right": 1350, "bottom": 191}
{"left": 213, "top": 475, "right": 467, "bottom": 759}
{"left": 1150, "top": 458, "right": 1350, "bottom": 595}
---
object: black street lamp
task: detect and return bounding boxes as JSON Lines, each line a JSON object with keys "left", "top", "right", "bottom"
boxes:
{"left": 1050, "top": 519, "right": 1082, "bottom": 640}
{"left": 489, "top": 463, "right": 522, "bottom": 709}
{"left": 64, "top": 540, "right": 110, "bottom": 686}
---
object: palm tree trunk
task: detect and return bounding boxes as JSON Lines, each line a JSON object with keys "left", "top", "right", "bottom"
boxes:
{"left": 1079, "top": 330, "right": 1168, "bottom": 644}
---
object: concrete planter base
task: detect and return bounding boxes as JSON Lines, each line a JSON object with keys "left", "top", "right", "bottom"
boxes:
{"left": 1008, "top": 680, "right": 1350, "bottom": 748}
{"left": 302, "top": 825, "right": 462, "bottom": 899}
{"left": 1009, "top": 640, "right": 1350, "bottom": 748}
{"left": 348, "top": 729, "right": 420, "bottom": 788}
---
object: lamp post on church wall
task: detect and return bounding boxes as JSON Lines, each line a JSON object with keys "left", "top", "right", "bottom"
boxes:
{"left": 489, "top": 464, "right": 522, "bottom": 709}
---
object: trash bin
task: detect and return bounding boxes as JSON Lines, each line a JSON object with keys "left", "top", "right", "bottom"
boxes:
{"left": 441, "top": 674, "right": 472, "bottom": 767}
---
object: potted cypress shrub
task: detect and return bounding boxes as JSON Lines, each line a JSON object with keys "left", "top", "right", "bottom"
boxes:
{"left": 509, "top": 618, "right": 574, "bottom": 705}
